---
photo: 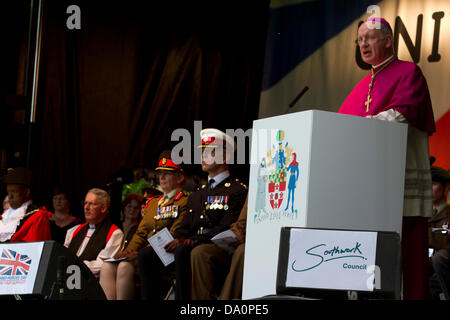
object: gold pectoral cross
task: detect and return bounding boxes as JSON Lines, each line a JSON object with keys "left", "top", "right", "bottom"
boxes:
{"left": 365, "top": 94, "right": 372, "bottom": 113}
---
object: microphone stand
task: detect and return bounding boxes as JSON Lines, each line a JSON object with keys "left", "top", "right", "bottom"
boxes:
{"left": 284, "top": 86, "right": 309, "bottom": 114}
{"left": 46, "top": 256, "right": 65, "bottom": 300}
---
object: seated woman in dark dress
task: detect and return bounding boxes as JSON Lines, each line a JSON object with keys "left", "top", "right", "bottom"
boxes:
{"left": 120, "top": 193, "right": 144, "bottom": 248}
{"left": 49, "top": 187, "right": 83, "bottom": 243}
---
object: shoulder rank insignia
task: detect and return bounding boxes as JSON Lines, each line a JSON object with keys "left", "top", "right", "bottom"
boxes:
{"left": 174, "top": 191, "right": 184, "bottom": 200}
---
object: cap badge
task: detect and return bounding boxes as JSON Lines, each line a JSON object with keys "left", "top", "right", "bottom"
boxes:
{"left": 202, "top": 137, "right": 215, "bottom": 144}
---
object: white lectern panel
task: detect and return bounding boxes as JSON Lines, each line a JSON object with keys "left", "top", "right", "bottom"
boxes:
{"left": 242, "top": 110, "right": 407, "bottom": 299}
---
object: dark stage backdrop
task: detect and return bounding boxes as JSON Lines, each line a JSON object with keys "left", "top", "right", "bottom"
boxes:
{"left": 31, "top": 0, "right": 269, "bottom": 220}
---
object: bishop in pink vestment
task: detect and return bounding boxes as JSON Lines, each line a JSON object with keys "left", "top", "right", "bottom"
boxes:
{"left": 339, "top": 17, "right": 436, "bottom": 300}
{"left": 339, "top": 57, "right": 435, "bottom": 134}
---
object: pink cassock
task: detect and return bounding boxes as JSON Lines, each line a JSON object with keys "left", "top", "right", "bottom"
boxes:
{"left": 339, "top": 57, "right": 435, "bottom": 134}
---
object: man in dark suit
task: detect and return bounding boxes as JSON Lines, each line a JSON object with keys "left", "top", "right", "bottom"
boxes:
{"left": 164, "top": 128, "right": 248, "bottom": 300}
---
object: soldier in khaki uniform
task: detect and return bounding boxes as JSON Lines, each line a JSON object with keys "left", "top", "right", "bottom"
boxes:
{"left": 99, "top": 153, "right": 188, "bottom": 300}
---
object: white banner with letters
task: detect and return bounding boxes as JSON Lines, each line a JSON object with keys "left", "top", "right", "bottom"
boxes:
{"left": 0, "top": 242, "right": 44, "bottom": 295}
{"left": 286, "top": 229, "right": 378, "bottom": 291}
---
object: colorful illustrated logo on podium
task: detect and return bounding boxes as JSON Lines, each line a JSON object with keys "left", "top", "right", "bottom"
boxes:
{"left": 254, "top": 130, "right": 299, "bottom": 223}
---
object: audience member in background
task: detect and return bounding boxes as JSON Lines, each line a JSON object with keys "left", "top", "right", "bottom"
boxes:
{"left": 120, "top": 193, "right": 143, "bottom": 247}
{"left": 50, "top": 187, "right": 83, "bottom": 244}
{"left": 139, "top": 186, "right": 164, "bottom": 220}
{"left": 64, "top": 188, "right": 123, "bottom": 277}
{"left": 100, "top": 152, "right": 188, "bottom": 300}
{"left": 428, "top": 166, "right": 450, "bottom": 300}
{"left": 165, "top": 129, "right": 248, "bottom": 300}
{"left": 0, "top": 167, "right": 52, "bottom": 242}
{"left": 142, "top": 185, "right": 163, "bottom": 200}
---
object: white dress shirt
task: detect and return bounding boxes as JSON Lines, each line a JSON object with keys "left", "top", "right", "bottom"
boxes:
{"left": 208, "top": 170, "right": 230, "bottom": 189}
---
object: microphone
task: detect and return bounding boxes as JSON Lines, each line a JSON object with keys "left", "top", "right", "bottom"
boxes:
{"left": 56, "top": 256, "right": 66, "bottom": 299}
{"left": 288, "top": 86, "right": 309, "bottom": 109}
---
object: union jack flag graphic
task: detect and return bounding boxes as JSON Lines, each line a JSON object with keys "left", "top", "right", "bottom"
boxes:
{"left": 0, "top": 249, "right": 32, "bottom": 276}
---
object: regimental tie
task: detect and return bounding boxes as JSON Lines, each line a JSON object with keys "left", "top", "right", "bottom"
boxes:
{"left": 365, "top": 56, "right": 395, "bottom": 113}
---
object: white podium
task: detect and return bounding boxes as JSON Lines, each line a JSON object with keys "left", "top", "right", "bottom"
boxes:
{"left": 243, "top": 110, "right": 408, "bottom": 299}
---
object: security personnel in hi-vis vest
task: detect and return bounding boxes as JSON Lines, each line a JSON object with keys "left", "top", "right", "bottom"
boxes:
{"left": 99, "top": 152, "right": 188, "bottom": 300}
{"left": 164, "top": 128, "right": 248, "bottom": 300}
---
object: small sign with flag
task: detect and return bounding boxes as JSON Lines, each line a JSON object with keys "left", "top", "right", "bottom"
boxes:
{"left": 0, "top": 242, "right": 44, "bottom": 295}
{"left": 0, "top": 249, "right": 32, "bottom": 276}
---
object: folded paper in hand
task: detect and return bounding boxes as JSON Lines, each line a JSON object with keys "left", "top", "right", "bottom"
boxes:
{"left": 104, "top": 257, "right": 128, "bottom": 263}
{"left": 211, "top": 229, "right": 238, "bottom": 254}
{"left": 148, "top": 227, "right": 175, "bottom": 266}
{"left": 432, "top": 227, "right": 449, "bottom": 234}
